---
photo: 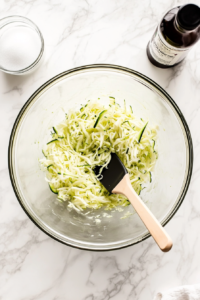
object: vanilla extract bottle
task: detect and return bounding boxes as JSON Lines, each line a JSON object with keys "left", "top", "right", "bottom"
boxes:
{"left": 147, "top": 4, "right": 200, "bottom": 68}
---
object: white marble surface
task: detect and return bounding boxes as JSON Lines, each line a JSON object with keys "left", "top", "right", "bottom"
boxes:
{"left": 0, "top": 0, "right": 200, "bottom": 299}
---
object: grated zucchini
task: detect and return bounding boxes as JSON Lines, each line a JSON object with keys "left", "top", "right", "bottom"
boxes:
{"left": 40, "top": 98, "right": 158, "bottom": 211}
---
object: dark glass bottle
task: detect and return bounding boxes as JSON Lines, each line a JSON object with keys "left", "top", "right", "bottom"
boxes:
{"left": 147, "top": 4, "right": 200, "bottom": 68}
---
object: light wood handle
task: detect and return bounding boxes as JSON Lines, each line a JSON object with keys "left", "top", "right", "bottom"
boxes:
{"left": 112, "top": 174, "right": 173, "bottom": 252}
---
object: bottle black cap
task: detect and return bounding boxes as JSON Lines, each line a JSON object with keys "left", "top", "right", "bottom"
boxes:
{"left": 177, "top": 4, "right": 200, "bottom": 31}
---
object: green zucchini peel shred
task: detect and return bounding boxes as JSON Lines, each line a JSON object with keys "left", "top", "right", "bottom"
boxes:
{"left": 47, "top": 139, "right": 58, "bottom": 145}
{"left": 93, "top": 110, "right": 107, "bottom": 128}
{"left": 138, "top": 122, "right": 148, "bottom": 143}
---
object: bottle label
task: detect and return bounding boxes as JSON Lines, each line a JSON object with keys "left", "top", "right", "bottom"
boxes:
{"left": 149, "top": 27, "right": 190, "bottom": 65}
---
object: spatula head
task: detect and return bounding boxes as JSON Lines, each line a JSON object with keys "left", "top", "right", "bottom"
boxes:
{"left": 94, "top": 153, "right": 128, "bottom": 193}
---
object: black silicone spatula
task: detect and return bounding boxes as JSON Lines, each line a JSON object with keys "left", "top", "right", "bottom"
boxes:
{"left": 94, "top": 153, "right": 173, "bottom": 252}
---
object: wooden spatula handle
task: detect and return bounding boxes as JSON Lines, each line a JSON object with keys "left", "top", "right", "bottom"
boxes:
{"left": 112, "top": 174, "right": 173, "bottom": 252}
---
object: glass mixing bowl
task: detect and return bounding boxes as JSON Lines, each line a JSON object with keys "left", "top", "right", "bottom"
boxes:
{"left": 8, "top": 64, "right": 193, "bottom": 251}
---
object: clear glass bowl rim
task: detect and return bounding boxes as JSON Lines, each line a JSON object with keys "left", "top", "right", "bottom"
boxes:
{"left": 8, "top": 64, "right": 193, "bottom": 251}
{"left": 0, "top": 15, "right": 44, "bottom": 74}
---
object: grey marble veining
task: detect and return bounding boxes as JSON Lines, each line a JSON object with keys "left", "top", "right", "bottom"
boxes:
{"left": 0, "top": 0, "right": 200, "bottom": 299}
